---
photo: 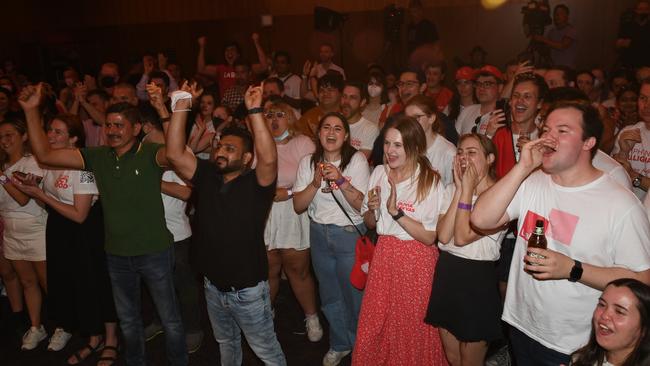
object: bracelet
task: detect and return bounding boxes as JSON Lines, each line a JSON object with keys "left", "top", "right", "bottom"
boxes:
{"left": 334, "top": 176, "right": 347, "bottom": 187}
{"left": 457, "top": 202, "right": 472, "bottom": 211}
{"left": 248, "top": 107, "right": 264, "bottom": 115}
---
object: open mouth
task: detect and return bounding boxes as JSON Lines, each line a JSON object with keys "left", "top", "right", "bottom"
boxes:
{"left": 325, "top": 136, "right": 337, "bottom": 143}
{"left": 271, "top": 122, "right": 279, "bottom": 130}
{"left": 596, "top": 323, "right": 613, "bottom": 336}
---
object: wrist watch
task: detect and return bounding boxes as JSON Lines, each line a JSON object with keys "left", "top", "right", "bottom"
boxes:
{"left": 391, "top": 208, "right": 405, "bottom": 221}
{"left": 568, "top": 259, "right": 583, "bottom": 283}
{"left": 0, "top": 175, "right": 9, "bottom": 186}
{"left": 633, "top": 175, "right": 642, "bottom": 188}
{"left": 286, "top": 188, "right": 294, "bottom": 199}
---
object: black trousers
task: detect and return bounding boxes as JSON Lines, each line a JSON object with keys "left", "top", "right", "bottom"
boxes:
{"left": 46, "top": 201, "right": 116, "bottom": 335}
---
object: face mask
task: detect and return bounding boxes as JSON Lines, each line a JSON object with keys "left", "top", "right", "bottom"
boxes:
{"left": 274, "top": 129, "right": 290, "bottom": 142}
{"left": 368, "top": 85, "right": 383, "bottom": 98}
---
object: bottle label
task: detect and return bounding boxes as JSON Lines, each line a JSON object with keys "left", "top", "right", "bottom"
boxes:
{"left": 527, "top": 251, "right": 546, "bottom": 265}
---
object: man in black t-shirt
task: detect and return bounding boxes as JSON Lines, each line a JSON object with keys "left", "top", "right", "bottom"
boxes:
{"left": 617, "top": 0, "right": 650, "bottom": 68}
{"left": 166, "top": 86, "right": 286, "bottom": 366}
{"left": 406, "top": 0, "right": 439, "bottom": 54}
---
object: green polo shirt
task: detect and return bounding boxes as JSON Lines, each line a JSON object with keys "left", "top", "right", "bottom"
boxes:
{"left": 80, "top": 142, "right": 172, "bottom": 256}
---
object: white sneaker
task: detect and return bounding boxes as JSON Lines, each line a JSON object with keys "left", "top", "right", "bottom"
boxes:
{"left": 47, "top": 328, "right": 72, "bottom": 351}
{"left": 21, "top": 325, "right": 47, "bottom": 351}
{"left": 322, "top": 349, "right": 351, "bottom": 366}
{"left": 305, "top": 314, "right": 323, "bottom": 342}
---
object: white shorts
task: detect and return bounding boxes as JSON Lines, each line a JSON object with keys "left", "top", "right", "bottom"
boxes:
{"left": 3, "top": 214, "right": 47, "bottom": 261}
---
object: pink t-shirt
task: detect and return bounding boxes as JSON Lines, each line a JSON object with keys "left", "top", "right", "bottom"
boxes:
{"left": 276, "top": 135, "right": 315, "bottom": 188}
{"left": 83, "top": 119, "right": 105, "bottom": 147}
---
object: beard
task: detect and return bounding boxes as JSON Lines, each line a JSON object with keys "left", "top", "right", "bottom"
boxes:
{"left": 214, "top": 157, "right": 246, "bottom": 174}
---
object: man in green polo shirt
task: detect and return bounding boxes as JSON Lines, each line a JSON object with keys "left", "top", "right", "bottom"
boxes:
{"left": 19, "top": 84, "right": 187, "bottom": 366}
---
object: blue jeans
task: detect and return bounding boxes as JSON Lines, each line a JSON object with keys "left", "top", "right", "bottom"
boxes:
{"left": 107, "top": 247, "right": 187, "bottom": 366}
{"left": 309, "top": 221, "right": 364, "bottom": 352}
{"left": 510, "top": 326, "right": 571, "bottom": 366}
{"left": 204, "top": 278, "right": 287, "bottom": 366}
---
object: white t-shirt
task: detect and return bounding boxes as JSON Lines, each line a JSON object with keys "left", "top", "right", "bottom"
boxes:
{"left": 426, "top": 135, "right": 456, "bottom": 186}
{"left": 361, "top": 165, "right": 445, "bottom": 241}
{"left": 643, "top": 190, "right": 650, "bottom": 220}
{"left": 503, "top": 170, "right": 650, "bottom": 355}
{"left": 612, "top": 121, "right": 650, "bottom": 200}
{"left": 189, "top": 119, "right": 216, "bottom": 160}
{"left": 314, "top": 63, "right": 346, "bottom": 80}
{"left": 294, "top": 151, "right": 369, "bottom": 226}
{"left": 592, "top": 150, "right": 632, "bottom": 190}
{"left": 349, "top": 117, "right": 379, "bottom": 153}
{"left": 361, "top": 104, "right": 385, "bottom": 125}
{"left": 438, "top": 185, "right": 506, "bottom": 261}
{"left": 455, "top": 104, "right": 482, "bottom": 135}
{"left": 43, "top": 169, "right": 98, "bottom": 206}
{"left": 0, "top": 156, "right": 47, "bottom": 218}
{"left": 161, "top": 170, "right": 191, "bottom": 242}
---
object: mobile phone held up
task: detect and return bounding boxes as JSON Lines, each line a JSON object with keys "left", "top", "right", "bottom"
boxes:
{"left": 495, "top": 98, "right": 511, "bottom": 128}
{"left": 12, "top": 171, "right": 43, "bottom": 185}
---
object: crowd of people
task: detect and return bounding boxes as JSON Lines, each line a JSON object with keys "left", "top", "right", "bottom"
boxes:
{"left": 1, "top": 1, "right": 650, "bottom": 366}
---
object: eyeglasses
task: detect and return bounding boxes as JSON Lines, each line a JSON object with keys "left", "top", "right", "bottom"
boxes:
{"left": 264, "top": 111, "right": 287, "bottom": 119}
{"left": 475, "top": 81, "right": 497, "bottom": 89}
{"left": 396, "top": 80, "right": 419, "bottom": 88}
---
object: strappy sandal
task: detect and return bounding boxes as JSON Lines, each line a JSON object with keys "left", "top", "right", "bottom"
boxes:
{"left": 97, "top": 345, "right": 119, "bottom": 366}
{"left": 67, "top": 340, "right": 105, "bottom": 365}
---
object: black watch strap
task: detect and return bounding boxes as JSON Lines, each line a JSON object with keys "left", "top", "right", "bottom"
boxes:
{"left": 391, "top": 208, "right": 405, "bottom": 221}
{"left": 568, "top": 259, "right": 583, "bottom": 282}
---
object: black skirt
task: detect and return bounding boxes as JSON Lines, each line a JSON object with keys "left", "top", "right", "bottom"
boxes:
{"left": 425, "top": 250, "right": 502, "bottom": 342}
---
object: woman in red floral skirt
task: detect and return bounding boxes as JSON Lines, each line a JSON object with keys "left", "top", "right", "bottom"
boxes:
{"left": 352, "top": 116, "right": 448, "bottom": 366}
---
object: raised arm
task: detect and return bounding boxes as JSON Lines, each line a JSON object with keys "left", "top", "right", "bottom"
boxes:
{"left": 471, "top": 137, "right": 552, "bottom": 230}
{"left": 19, "top": 84, "right": 84, "bottom": 170}
{"left": 245, "top": 86, "right": 277, "bottom": 187}
{"left": 251, "top": 33, "right": 269, "bottom": 75}
{"left": 197, "top": 36, "right": 207, "bottom": 74}
{"left": 165, "top": 93, "right": 197, "bottom": 181}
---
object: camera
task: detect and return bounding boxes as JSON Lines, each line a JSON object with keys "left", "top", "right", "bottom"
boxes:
{"left": 384, "top": 4, "right": 405, "bottom": 42}
{"left": 521, "top": 0, "right": 551, "bottom": 37}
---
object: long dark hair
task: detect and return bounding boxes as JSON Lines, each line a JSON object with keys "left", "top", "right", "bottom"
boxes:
{"left": 310, "top": 112, "right": 357, "bottom": 172}
{"left": 386, "top": 116, "right": 440, "bottom": 203}
{"left": 572, "top": 278, "right": 650, "bottom": 366}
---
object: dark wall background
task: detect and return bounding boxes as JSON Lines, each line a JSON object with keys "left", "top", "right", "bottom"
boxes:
{"left": 2, "top": 0, "right": 638, "bottom": 84}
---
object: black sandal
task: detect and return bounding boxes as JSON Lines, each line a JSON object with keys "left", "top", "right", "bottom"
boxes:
{"left": 67, "top": 340, "right": 105, "bottom": 365}
{"left": 97, "top": 345, "right": 119, "bottom": 366}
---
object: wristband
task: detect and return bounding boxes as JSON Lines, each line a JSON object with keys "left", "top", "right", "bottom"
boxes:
{"left": 248, "top": 107, "right": 264, "bottom": 115}
{"left": 170, "top": 90, "right": 192, "bottom": 112}
{"left": 334, "top": 176, "right": 347, "bottom": 187}
{"left": 457, "top": 202, "right": 472, "bottom": 211}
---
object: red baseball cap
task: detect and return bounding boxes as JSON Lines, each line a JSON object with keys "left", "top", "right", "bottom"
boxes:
{"left": 477, "top": 65, "right": 504, "bottom": 81}
{"left": 455, "top": 66, "right": 476, "bottom": 81}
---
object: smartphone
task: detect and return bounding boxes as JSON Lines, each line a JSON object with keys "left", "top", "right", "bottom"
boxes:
{"left": 12, "top": 171, "right": 43, "bottom": 184}
{"left": 495, "top": 99, "right": 511, "bottom": 128}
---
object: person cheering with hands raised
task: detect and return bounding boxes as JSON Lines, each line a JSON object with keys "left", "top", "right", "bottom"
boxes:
{"left": 165, "top": 85, "right": 286, "bottom": 366}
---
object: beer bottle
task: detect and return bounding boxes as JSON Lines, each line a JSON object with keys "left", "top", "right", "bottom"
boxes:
{"left": 527, "top": 219, "right": 547, "bottom": 265}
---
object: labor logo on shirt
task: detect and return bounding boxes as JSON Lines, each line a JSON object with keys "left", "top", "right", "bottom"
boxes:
{"left": 519, "top": 209, "right": 579, "bottom": 246}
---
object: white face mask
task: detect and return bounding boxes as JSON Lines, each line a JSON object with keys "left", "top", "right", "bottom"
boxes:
{"left": 368, "top": 85, "right": 383, "bottom": 98}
